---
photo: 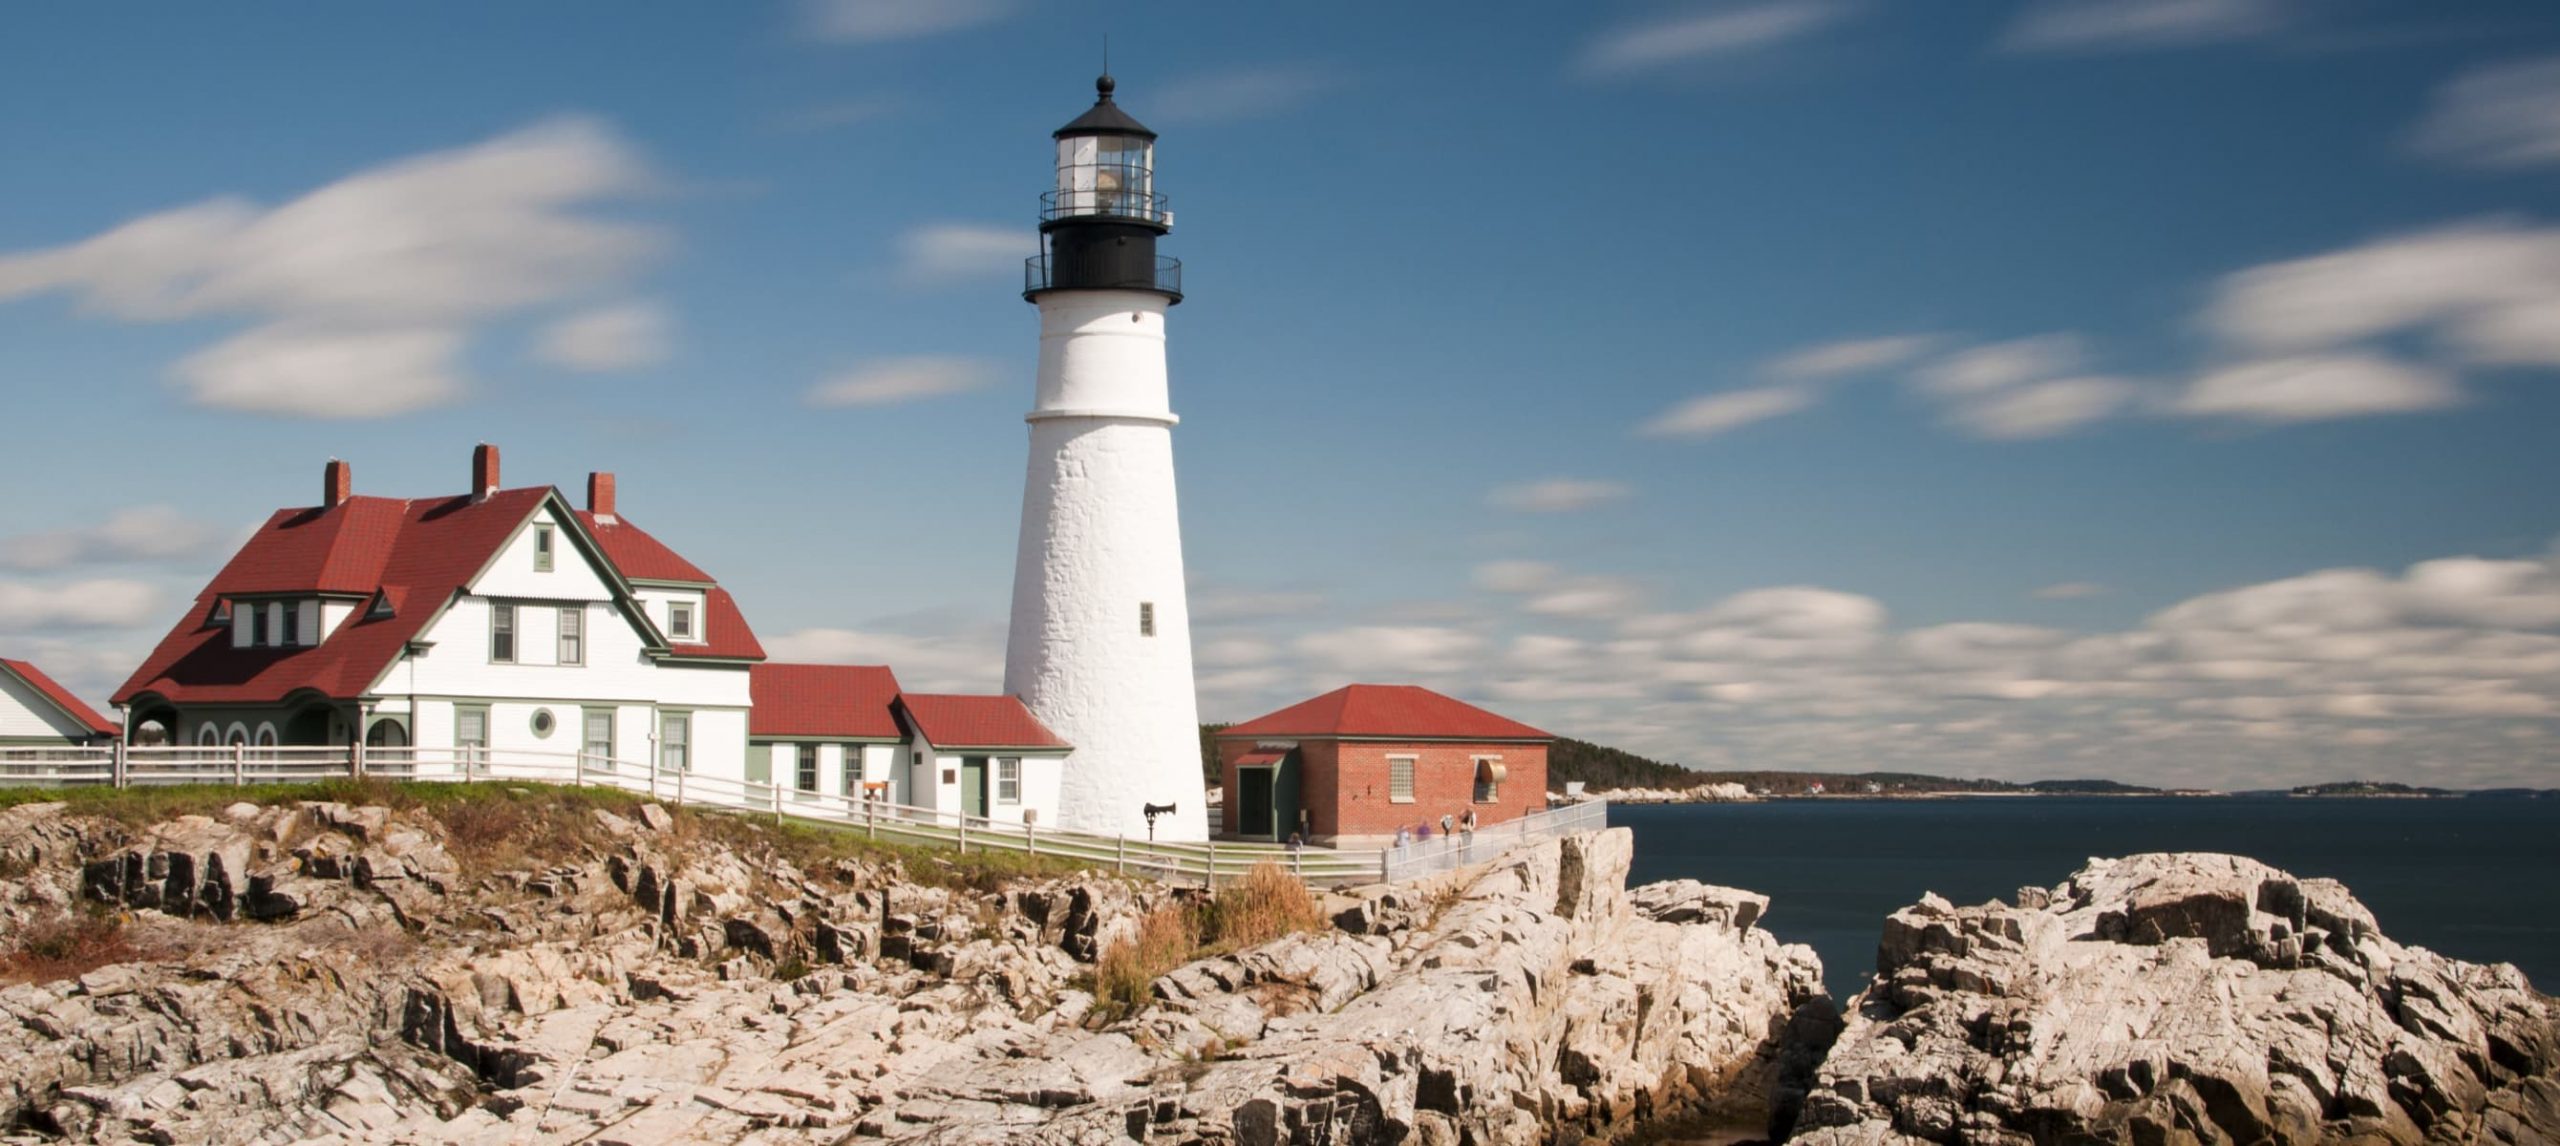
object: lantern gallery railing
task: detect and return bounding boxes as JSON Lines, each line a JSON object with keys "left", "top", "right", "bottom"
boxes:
{"left": 1023, "top": 254, "right": 1183, "bottom": 299}
{"left": 0, "top": 744, "right": 1605, "bottom": 889}
{"left": 1040, "top": 186, "right": 1171, "bottom": 225}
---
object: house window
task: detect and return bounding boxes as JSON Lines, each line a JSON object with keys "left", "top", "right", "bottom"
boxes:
{"left": 455, "top": 706, "right": 489, "bottom": 751}
{"left": 668, "top": 601, "right": 695, "bottom": 640}
{"left": 1388, "top": 755, "right": 1416, "bottom": 804}
{"left": 841, "top": 746, "right": 864, "bottom": 794}
{"left": 1473, "top": 755, "right": 1503, "bottom": 803}
{"left": 660, "top": 712, "right": 690, "bottom": 773}
{"left": 1139, "top": 601, "right": 1155, "bottom": 637}
{"left": 558, "top": 606, "right": 583, "bottom": 665}
{"left": 533, "top": 524, "right": 555, "bottom": 572}
{"left": 584, "top": 710, "right": 615, "bottom": 767}
{"left": 490, "top": 603, "right": 517, "bottom": 663}
{"left": 281, "top": 603, "right": 300, "bottom": 647}
{"left": 797, "top": 744, "right": 819, "bottom": 792}
{"left": 198, "top": 725, "right": 220, "bottom": 747}
{"left": 996, "top": 757, "right": 1021, "bottom": 805}
{"left": 250, "top": 604, "right": 269, "bottom": 647}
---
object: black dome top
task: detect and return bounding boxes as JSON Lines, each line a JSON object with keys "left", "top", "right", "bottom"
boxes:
{"left": 1054, "top": 74, "right": 1155, "bottom": 140}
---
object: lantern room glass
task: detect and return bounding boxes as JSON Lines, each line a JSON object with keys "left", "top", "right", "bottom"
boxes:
{"left": 1051, "top": 133, "right": 1160, "bottom": 223}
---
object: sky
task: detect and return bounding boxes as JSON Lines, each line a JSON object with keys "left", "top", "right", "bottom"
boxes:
{"left": 3, "top": 0, "right": 2559, "bottom": 790}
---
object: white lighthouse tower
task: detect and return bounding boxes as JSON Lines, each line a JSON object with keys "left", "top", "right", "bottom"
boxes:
{"left": 1006, "top": 75, "right": 1209, "bottom": 842}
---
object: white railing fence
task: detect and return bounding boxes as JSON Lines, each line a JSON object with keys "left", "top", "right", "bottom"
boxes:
{"left": 0, "top": 744, "right": 1602, "bottom": 888}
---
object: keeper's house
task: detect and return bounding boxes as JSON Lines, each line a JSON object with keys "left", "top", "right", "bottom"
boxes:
{"left": 1, "top": 658, "right": 119, "bottom": 746}
{"left": 113, "top": 447, "right": 763, "bottom": 775}
{"left": 1213, "top": 684, "right": 1552, "bottom": 846}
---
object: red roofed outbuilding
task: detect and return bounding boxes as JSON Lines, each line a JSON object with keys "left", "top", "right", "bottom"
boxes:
{"left": 894, "top": 693, "right": 1070, "bottom": 826}
{"left": 748, "top": 663, "right": 907, "bottom": 804}
{"left": 1215, "top": 684, "right": 1553, "bottom": 844}
{"left": 1, "top": 658, "right": 119, "bottom": 746}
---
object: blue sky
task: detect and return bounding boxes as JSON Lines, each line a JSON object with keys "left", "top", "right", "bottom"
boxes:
{"left": 4, "top": 0, "right": 2559, "bottom": 788}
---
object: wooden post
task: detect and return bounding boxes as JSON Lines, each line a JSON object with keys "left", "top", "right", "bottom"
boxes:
{"left": 112, "top": 741, "right": 127, "bottom": 789}
{"left": 1116, "top": 835, "right": 1126, "bottom": 875}
{"left": 674, "top": 767, "right": 685, "bottom": 807}
{"left": 233, "top": 745, "right": 246, "bottom": 786}
{"left": 958, "top": 817, "right": 969, "bottom": 855}
{"left": 1206, "top": 840, "right": 1217, "bottom": 889}
{"left": 1026, "top": 821, "right": 1036, "bottom": 857}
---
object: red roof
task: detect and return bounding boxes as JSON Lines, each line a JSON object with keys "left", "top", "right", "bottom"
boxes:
{"left": 750, "top": 663, "right": 902, "bottom": 739}
{"left": 660, "top": 587, "right": 767, "bottom": 662}
{"left": 574, "top": 511, "right": 713, "bottom": 583}
{"left": 116, "top": 483, "right": 762, "bottom": 708}
{"left": 1, "top": 659, "right": 117, "bottom": 737}
{"left": 1220, "top": 684, "right": 1552, "bottom": 742}
{"left": 897, "top": 694, "right": 1069, "bottom": 751}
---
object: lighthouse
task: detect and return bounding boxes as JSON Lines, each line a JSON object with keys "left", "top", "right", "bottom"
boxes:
{"left": 1005, "top": 75, "right": 1209, "bottom": 842}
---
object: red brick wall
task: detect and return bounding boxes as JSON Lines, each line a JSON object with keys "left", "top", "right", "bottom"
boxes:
{"left": 1219, "top": 737, "right": 1548, "bottom": 841}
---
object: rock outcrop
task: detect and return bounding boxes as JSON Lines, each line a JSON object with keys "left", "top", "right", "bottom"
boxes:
{"left": 0, "top": 797, "right": 1826, "bottom": 1143}
{"left": 1792, "top": 852, "right": 2560, "bottom": 1145}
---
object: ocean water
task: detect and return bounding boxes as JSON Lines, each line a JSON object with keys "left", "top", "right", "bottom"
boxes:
{"left": 1612, "top": 796, "right": 2560, "bottom": 1001}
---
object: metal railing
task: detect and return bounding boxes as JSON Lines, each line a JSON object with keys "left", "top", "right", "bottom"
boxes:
{"left": 0, "top": 744, "right": 1593, "bottom": 888}
{"left": 1380, "top": 799, "right": 1611, "bottom": 883}
{"left": 1023, "top": 254, "right": 1182, "bottom": 298}
{"left": 1040, "top": 186, "right": 1171, "bottom": 225}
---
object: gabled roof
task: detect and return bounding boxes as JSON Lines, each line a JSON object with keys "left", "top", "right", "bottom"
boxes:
{"left": 1, "top": 659, "right": 117, "bottom": 737}
{"left": 750, "top": 663, "right": 902, "bottom": 739}
{"left": 897, "top": 694, "right": 1069, "bottom": 751}
{"left": 1219, "top": 684, "right": 1553, "bottom": 742}
{"left": 115, "top": 482, "right": 762, "bottom": 708}
{"left": 574, "top": 511, "right": 713, "bottom": 583}
{"left": 659, "top": 587, "right": 766, "bottom": 663}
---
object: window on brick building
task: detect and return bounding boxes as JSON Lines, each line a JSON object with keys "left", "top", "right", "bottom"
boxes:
{"left": 1388, "top": 755, "right": 1416, "bottom": 803}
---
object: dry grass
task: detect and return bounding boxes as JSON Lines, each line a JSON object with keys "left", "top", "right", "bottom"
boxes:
{"left": 1, "top": 911, "right": 137, "bottom": 984}
{"left": 1202, "top": 862, "right": 1324, "bottom": 950}
{"left": 1094, "top": 902, "right": 1203, "bottom": 1019}
{"left": 1089, "top": 863, "right": 1328, "bottom": 1023}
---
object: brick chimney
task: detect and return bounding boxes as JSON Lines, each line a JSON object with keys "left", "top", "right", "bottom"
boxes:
{"left": 322, "top": 458, "right": 352, "bottom": 509}
{"left": 587, "top": 471, "right": 617, "bottom": 523}
{"left": 471, "top": 443, "right": 500, "bottom": 503}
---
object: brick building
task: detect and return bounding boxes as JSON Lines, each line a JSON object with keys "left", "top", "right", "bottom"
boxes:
{"left": 1213, "top": 684, "right": 1552, "bottom": 846}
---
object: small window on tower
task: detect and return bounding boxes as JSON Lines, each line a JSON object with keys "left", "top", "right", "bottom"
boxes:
{"left": 1139, "top": 601, "right": 1155, "bottom": 637}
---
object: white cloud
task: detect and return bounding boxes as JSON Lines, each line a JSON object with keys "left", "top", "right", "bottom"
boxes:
{"left": 0, "top": 579, "right": 160, "bottom": 630}
{"left": 1191, "top": 583, "right": 1328, "bottom": 622}
{"left": 1474, "top": 560, "right": 1560, "bottom": 594}
{"left": 762, "top": 626, "right": 1002, "bottom": 693}
{"left": 2175, "top": 354, "right": 2461, "bottom": 423}
{"left": 1913, "top": 334, "right": 2087, "bottom": 396}
{"left": 1525, "top": 577, "right": 1646, "bottom": 620}
{"left": 1764, "top": 334, "right": 1939, "bottom": 381}
{"left": 176, "top": 325, "right": 464, "bottom": 419}
{"left": 1639, "top": 384, "right": 1817, "bottom": 438}
{"left": 2003, "top": 0, "right": 2292, "bottom": 53}
{"left": 800, "top": 0, "right": 1012, "bottom": 43}
{"left": 895, "top": 222, "right": 1029, "bottom": 284}
{"left": 1576, "top": 1, "right": 1855, "bottom": 78}
{"left": 1487, "top": 478, "right": 1631, "bottom": 514}
{"left": 806, "top": 356, "right": 1001, "bottom": 407}
{"left": 535, "top": 300, "right": 671, "bottom": 372}
{"left": 1152, "top": 65, "right": 1345, "bottom": 125}
{"left": 0, "top": 116, "right": 663, "bottom": 419}
{"left": 1949, "top": 375, "right": 2142, "bottom": 439}
{"left": 2034, "top": 581, "right": 2110, "bottom": 600}
{"left": 2202, "top": 220, "right": 2560, "bottom": 366}
{"left": 2412, "top": 55, "right": 2560, "bottom": 169}
{"left": 1294, "top": 626, "right": 1488, "bottom": 678}
{"left": 1, "top": 507, "right": 224, "bottom": 571}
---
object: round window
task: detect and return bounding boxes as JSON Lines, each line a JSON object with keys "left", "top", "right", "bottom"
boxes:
{"left": 531, "top": 709, "right": 556, "bottom": 738}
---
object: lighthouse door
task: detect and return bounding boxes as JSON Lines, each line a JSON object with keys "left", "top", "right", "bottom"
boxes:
{"left": 961, "top": 756, "right": 988, "bottom": 818}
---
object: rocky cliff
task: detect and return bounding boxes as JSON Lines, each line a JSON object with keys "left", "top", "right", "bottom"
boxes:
{"left": 1790, "top": 852, "right": 2560, "bottom": 1145}
{"left": 0, "top": 793, "right": 1828, "bottom": 1144}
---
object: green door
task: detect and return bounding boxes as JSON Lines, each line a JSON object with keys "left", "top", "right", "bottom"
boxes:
{"left": 1275, "top": 752, "right": 1305, "bottom": 840}
{"left": 961, "top": 756, "right": 988, "bottom": 818}
{"left": 1236, "top": 767, "right": 1274, "bottom": 838}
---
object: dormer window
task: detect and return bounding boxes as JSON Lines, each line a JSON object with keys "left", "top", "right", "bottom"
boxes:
{"left": 366, "top": 591, "right": 394, "bottom": 620}
{"left": 533, "top": 524, "right": 555, "bottom": 572}
{"left": 206, "top": 600, "right": 231, "bottom": 629}
{"left": 668, "top": 601, "right": 696, "bottom": 641}
{"left": 280, "top": 602, "right": 300, "bottom": 647}
{"left": 249, "top": 605, "right": 269, "bottom": 647}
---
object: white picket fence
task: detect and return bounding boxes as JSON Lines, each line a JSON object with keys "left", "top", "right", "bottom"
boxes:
{"left": 0, "top": 744, "right": 1609, "bottom": 888}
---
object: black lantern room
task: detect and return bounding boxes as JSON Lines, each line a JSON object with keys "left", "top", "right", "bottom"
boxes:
{"left": 1025, "top": 75, "right": 1182, "bottom": 304}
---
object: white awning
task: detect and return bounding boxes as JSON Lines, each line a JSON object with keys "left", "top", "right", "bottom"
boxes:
{"left": 1477, "top": 759, "right": 1507, "bottom": 783}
